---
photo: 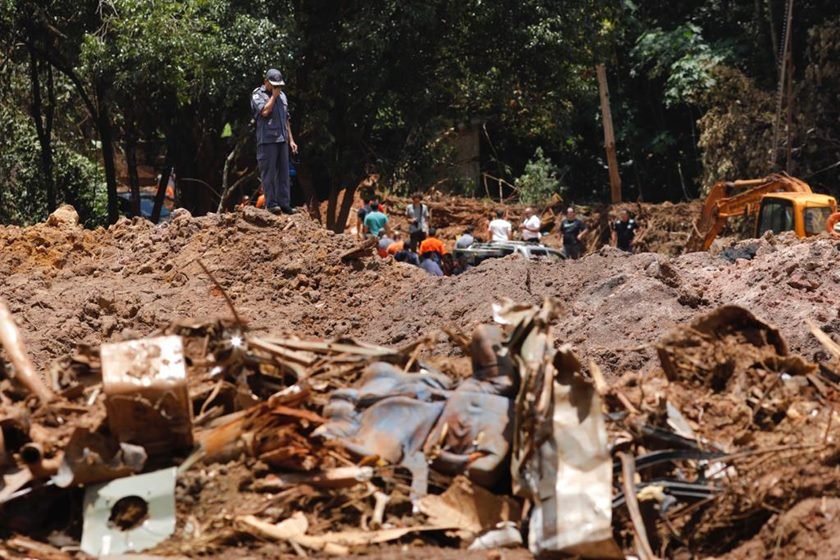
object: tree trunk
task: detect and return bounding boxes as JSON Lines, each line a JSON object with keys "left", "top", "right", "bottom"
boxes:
{"left": 766, "top": 0, "right": 779, "bottom": 68}
{"left": 326, "top": 183, "right": 339, "bottom": 231}
{"left": 95, "top": 85, "right": 119, "bottom": 224}
{"left": 334, "top": 175, "right": 364, "bottom": 235}
{"left": 125, "top": 120, "right": 141, "bottom": 218}
{"left": 151, "top": 165, "right": 172, "bottom": 224}
{"left": 296, "top": 163, "right": 320, "bottom": 221}
{"left": 217, "top": 147, "right": 237, "bottom": 214}
{"left": 28, "top": 50, "right": 56, "bottom": 213}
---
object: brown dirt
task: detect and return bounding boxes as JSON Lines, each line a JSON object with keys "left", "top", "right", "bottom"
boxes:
{"left": 1, "top": 201, "right": 839, "bottom": 557}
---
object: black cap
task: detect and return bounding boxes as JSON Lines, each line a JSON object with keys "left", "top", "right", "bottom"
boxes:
{"left": 266, "top": 68, "right": 285, "bottom": 86}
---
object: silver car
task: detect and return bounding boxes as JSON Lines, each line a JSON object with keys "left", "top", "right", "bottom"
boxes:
{"left": 453, "top": 240, "right": 566, "bottom": 266}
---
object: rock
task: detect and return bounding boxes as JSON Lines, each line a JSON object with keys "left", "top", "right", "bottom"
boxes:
{"left": 98, "top": 295, "right": 116, "bottom": 314}
{"left": 47, "top": 204, "right": 80, "bottom": 229}
{"left": 171, "top": 208, "right": 193, "bottom": 222}
{"left": 240, "top": 206, "right": 278, "bottom": 227}
{"left": 100, "top": 315, "right": 118, "bottom": 337}
{"left": 787, "top": 273, "right": 819, "bottom": 291}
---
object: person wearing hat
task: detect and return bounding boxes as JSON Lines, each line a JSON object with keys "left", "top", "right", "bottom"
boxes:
{"left": 250, "top": 68, "right": 298, "bottom": 214}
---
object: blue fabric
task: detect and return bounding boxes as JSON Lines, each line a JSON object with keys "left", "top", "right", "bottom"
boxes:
{"left": 256, "top": 141, "right": 290, "bottom": 209}
{"left": 251, "top": 86, "right": 288, "bottom": 144}
{"left": 420, "top": 258, "right": 444, "bottom": 276}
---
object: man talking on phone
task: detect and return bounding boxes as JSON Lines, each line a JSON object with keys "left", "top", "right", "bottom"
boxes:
{"left": 250, "top": 68, "right": 299, "bottom": 214}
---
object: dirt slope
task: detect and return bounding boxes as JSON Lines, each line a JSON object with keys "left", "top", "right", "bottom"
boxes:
{"left": 2, "top": 206, "right": 838, "bottom": 377}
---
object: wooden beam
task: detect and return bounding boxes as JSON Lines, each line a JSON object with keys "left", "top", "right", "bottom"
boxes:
{"left": 596, "top": 64, "right": 622, "bottom": 204}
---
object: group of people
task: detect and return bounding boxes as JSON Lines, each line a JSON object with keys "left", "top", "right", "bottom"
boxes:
{"left": 486, "top": 207, "right": 543, "bottom": 243}
{"left": 249, "top": 69, "right": 640, "bottom": 257}
{"left": 558, "top": 207, "right": 640, "bottom": 257}
{"left": 354, "top": 194, "right": 641, "bottom": 275}
{"left": 356, "top": 192, "right": 469, "bottom": 276}
{"left": 248, "top": 68, "right": 640, "bottom": 256}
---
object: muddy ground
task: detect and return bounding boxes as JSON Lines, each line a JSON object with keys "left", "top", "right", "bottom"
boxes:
{"left": 2, "top": 201, "right": 835, "bottom": 376}
{"left": 1, "top": 200, "right": 839, "bottom": 558}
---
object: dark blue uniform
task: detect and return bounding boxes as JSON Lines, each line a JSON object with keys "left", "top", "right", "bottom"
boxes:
{"left": 560, "top": 218, "right": 586, "bottom": 259}
{"left": 250, "top": 86, "right": 290, "bottom": 210}
{"left": 612, "top": 218, "right": 638, "bottom": 252}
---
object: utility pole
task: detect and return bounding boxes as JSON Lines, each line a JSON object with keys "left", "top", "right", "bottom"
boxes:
{"left": 596, "top": 64, "right": 622, "bottom": 204}
{"left": 771, "top": 0, "right": 794, "bottom": 167}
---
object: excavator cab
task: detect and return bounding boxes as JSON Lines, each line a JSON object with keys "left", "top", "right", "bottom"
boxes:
{"left": 755, "top": 193, "right": 836, "bottom": 238}
{"left": 687, "top": 173, "right": 839, "bottom": 252}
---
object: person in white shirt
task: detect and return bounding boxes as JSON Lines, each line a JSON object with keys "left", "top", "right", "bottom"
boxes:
{"left": 488, "top": 209, "right": 512, "bottom": 241}
{"left": 405, "top": 192, "right": 431, "bottom": 251}
{"left": 520, "top": 207, "right": 541, "bottom": 243}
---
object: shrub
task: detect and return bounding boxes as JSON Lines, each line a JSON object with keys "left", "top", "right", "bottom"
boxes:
{"left": 515, "top": 147, "right": 562, "bottom": 205}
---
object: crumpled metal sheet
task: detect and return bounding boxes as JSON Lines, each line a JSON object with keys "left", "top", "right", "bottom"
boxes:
{"left": 52, "top": 428, "right": 147, "bottom": 488}
{"left": 504, "top": 299, "right": 621, "bottom": 558}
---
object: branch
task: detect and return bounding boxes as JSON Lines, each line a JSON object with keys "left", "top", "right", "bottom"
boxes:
{"left": 23, "top": 38, "right": 98, "bottom": 120}
{"left": 0, "top": 300, "right": 55, "bottom": 405}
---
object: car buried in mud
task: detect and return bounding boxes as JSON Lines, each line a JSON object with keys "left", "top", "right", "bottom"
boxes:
{"left": 453, "top": 240, "right": 566, "bottom": 266}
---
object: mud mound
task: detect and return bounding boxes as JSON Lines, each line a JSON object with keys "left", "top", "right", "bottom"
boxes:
{"left": 0, "top": 207, "right": 414, "bottom": 368}
{"left": 342, "top": 233, "right": 840, "bottom": 377}
{"left": 2, "top": 207, "right": 838, "bottom": 380}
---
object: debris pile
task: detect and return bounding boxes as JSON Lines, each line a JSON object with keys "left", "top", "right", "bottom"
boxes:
{"left": 1, "top": 296, "right": 601, "bottom": 557}
{"left": 1, "top": 288, "right": 838, "bottom": 558}
{"left": 333, "top": 189, "right": 701, "bottom": 255}
{"left": 2, "top": 203, "right": 840, "bottom": 557}
{"left": 606, "top": 306, "right": 840, "bottom": 558}
{"left": 7, "top": 204, "right": 837, "bottom": 385}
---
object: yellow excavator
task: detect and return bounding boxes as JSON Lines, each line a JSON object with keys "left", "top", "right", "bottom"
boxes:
{"left": 685, "top": 172, "right": 840, "bottom": 252}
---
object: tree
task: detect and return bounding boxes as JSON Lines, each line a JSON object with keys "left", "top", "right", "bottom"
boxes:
{"left": 515, "top": 147, "right": 563, "bottom": 205}
{"left": 79, "top": 0, "right": 291, "bottom": 217}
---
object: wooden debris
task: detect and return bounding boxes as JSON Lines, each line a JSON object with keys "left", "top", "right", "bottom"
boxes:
{"left": 339, "top": 237, "right": 377, "bottom": 262}
{"left": 236, "top": 512, "right": 453, "bottom": 555}
{"left": 0, "top": 299, "right": 55, "bottom": 404}
{"left": 618, "top": 452, "right": 658, "bottom": 560}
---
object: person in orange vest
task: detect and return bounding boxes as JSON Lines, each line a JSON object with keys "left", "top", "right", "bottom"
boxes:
{"left": 418, "top": 227, "right": 447, "bottom": 263}
{"left": 254, "top": 186, "right": 266, "bottom": 209}
{"left": 386, "top": 231, "right": 405, "bottom": 255}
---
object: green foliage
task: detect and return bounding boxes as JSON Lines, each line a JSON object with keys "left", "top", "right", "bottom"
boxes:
{"left": 80, "top": 0, "right": 289, "bottom": 116}
{"left": 55, "top": 149, "right": 108, "bottom": 228}
{"left": 696, "top": 67, "right": 775, "bottom": 191}
{"left": 515, "top": 147, "right": 562, "bottom": 205}
{"left": 632, "top": 23, "right": 727, "bottom": 107}
{"left": 4, "top": 0, "right": 840, "bottom": 223}
{"left": 794, "top": 17, "right": 840, "bottom": 196}
{"left": 0, "top": 111, "right": 46, "bottom": 225}
{"left": 0, "top": 106, "right": 105, "bottom": 227}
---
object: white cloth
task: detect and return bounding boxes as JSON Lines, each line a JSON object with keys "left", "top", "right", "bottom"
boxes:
{"left": 406, "top": 203, "right": 430, "bottom": 234}
{"left": 488, "top": 218, "right": 512, "bottom": 241}
{"left": 521, "top": 215, "right": 541, "bottom": 241}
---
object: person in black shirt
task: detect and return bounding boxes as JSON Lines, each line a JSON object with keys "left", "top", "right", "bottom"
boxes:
{"left": 611, "top": 209, "right": 639, "bottom": 252}
{"left": 560, "top": 207, "right": 587, "bottom": 259}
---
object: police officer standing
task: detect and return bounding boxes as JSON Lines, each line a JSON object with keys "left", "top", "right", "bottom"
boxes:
{"left": 250, "top": 69, "right": 298, "bottom": 214}
{"left": 611, "top": 209, "right": 639, "bottom": 252}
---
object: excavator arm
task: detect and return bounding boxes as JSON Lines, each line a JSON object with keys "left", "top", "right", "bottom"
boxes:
{"left": 685, "top": 172, "right": 813, "bottom": 252}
